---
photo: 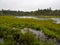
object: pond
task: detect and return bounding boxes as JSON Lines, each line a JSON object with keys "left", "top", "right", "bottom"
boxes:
{"left": 16, "top": 16, "right": 60, "bottom": 24}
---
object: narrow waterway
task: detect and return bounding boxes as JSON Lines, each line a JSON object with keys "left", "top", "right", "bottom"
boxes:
{"left": 16, "top": 16, "right": 60, "bottom": 24}
{"left": 51, "top": 18, "right": 60, "bottom": 24}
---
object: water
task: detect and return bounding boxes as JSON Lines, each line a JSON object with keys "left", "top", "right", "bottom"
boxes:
{"left": 21, "top": 28, "right": 46, "bottom": 41}
{"left": 51, "top": 18, "right": 60, "bottom": 24}
{"left": 16, "top": 16, "right": 50, "bottom": 20}
{"left": 0, "top": 38, "right": 3, "bottom": 43}
{"left": 16, "top": 16, "right": 60, "bottom": 44}
{"left": 29, "top": 28, "right": 46, "bottom": 41}
{"left": 21, "top": 28, "right": 60, "bottom": 45}
{"left": 16, "top": 16, "right": 60, "bottom": 24}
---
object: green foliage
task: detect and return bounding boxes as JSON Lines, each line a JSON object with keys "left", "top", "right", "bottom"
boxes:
{"left": 0, "top": 16, "right": 60, "bottom": 45}
{"left": 19, "top": 31, "right": 40, "bottom": 45}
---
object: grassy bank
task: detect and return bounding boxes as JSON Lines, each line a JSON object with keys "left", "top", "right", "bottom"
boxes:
{"left": 0, "top": 16, "right": 60, "bottom": 45}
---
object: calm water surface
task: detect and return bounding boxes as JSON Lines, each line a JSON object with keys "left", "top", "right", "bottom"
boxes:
{"left": 16, "top": 16, "right": 60, "bottom": 24}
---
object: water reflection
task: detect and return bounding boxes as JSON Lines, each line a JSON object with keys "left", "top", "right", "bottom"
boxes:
{"left": 21, "top": 28, "right": 60, "bottom": 45}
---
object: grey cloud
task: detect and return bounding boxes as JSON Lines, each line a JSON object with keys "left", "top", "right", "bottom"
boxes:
{"left": 0, "top": 0, "right": 60, "bottom": 11}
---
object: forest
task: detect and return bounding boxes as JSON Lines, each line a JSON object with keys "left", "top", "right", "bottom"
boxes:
{"left": 0, "top": 8, "right": 60, "bottom": 16}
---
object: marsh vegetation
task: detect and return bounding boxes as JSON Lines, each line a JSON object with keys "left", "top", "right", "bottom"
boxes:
{"left": 0, "top": 16, "right": 60, "bottom": 45}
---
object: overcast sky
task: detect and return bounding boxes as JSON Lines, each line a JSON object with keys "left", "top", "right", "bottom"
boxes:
{"left": 0, "top": 0, "right": 60, "bottom": 11}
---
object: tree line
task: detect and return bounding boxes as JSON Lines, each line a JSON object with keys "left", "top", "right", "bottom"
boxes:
{"left": 0, "top": 8, "right": 60, "bottom": 16}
